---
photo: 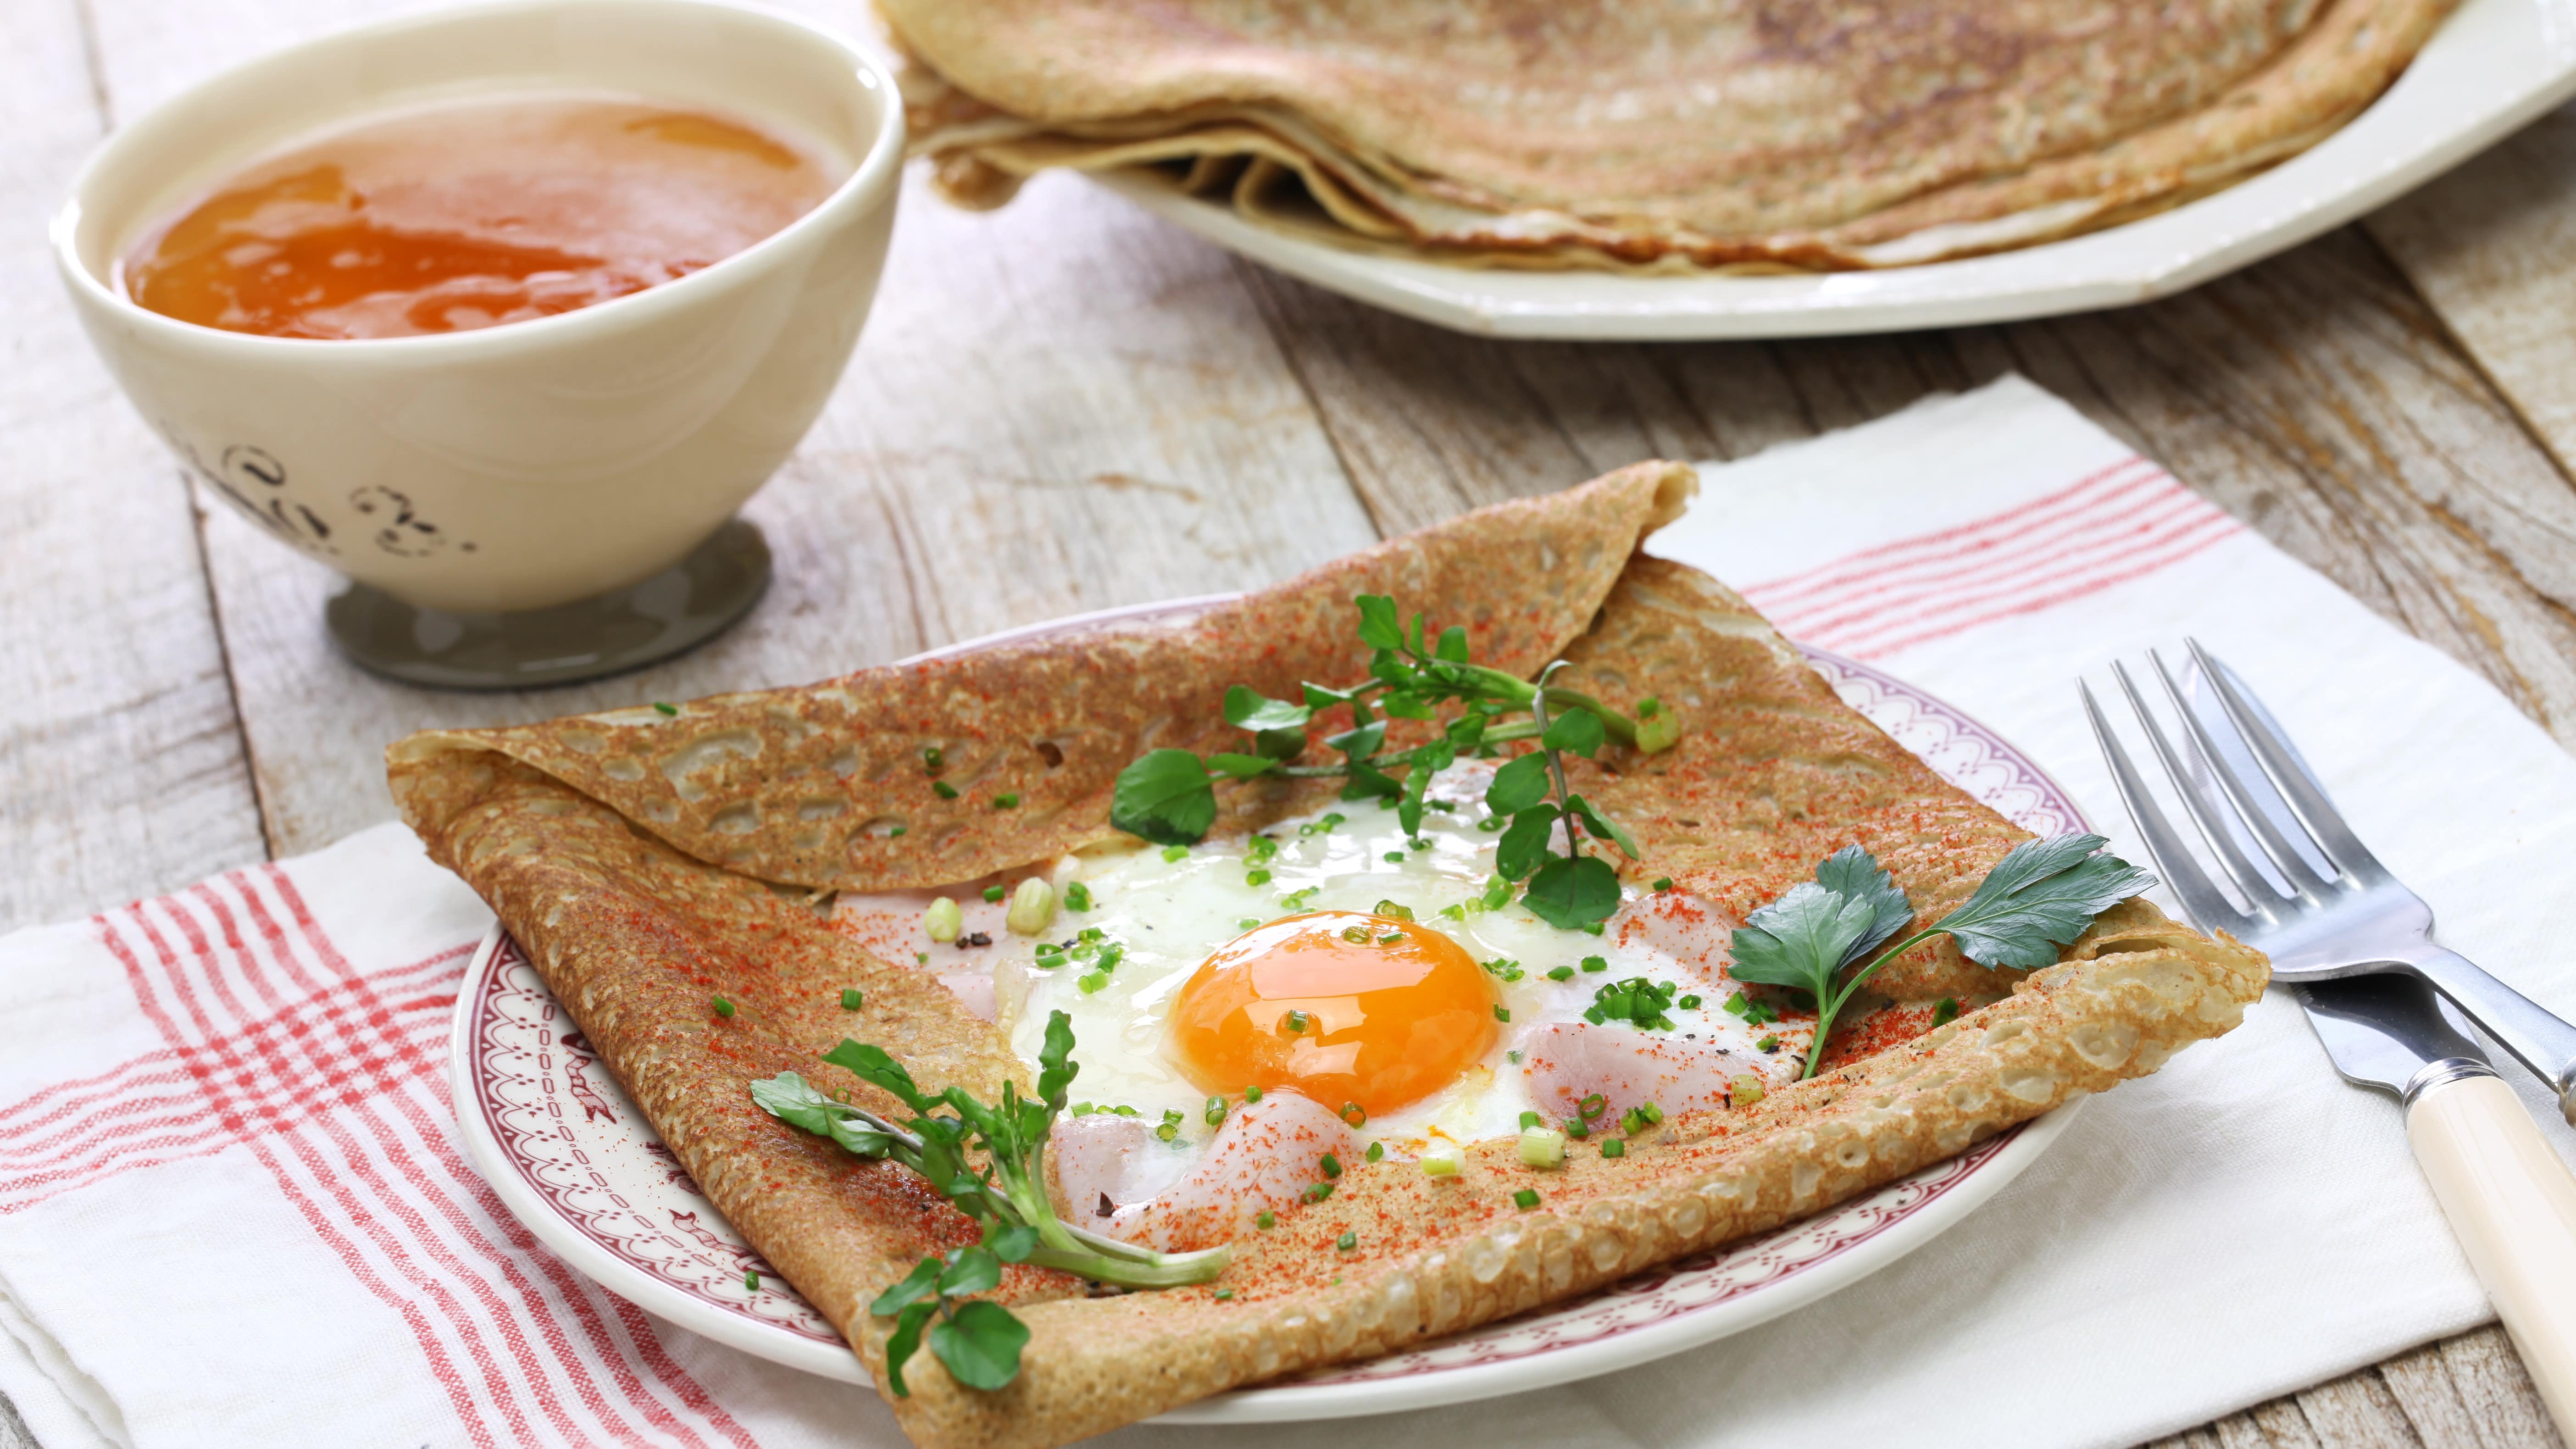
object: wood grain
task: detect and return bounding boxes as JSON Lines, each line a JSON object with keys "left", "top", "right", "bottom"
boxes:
{"left": 0, "top": 0, "right": 264, "bottom": 932}
{"left": 2368, "top": 100, "right": 2576, "bottom": 488}
{"left": 10, "top": 0, "right": 2576, "bottom": 1439}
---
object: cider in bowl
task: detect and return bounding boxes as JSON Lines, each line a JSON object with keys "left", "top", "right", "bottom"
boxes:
{"left": 54, "top": 0, "right": 905, "bottom": 685}
{"left": 120, "top": 93, "right": 842, "bottom": 341}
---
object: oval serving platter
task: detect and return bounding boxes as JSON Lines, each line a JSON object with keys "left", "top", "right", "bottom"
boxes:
{"left": 448, "top": 598, "right": 2092, "bottom": 1423}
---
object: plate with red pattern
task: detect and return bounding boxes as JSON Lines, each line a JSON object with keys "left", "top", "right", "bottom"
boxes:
{"left": 448, "top": 599, "right": 2090, "bottom": 1422}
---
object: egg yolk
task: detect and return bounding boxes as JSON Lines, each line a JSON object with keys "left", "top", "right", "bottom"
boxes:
{"left": 1166, "top": 911, "right": 1499, "bottom": 1118}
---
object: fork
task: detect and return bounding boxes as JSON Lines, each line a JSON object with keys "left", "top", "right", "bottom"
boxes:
{"left": 2078, "top": 638, "right": 2576, "bottom": 1127}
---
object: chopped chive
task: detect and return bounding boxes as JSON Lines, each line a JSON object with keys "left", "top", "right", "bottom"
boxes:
{"left": 1505, "top": 1049, "right": 1523, "bottom": 1064}
{"left": 1366, "top": 1141, "right": 1384, "bottom": 1163}
{"left": 1513, "top": 1188, "right": 1540, "bottom": 1210}
{"left": 1321, "top": 1152, "right": 1343, "bottom": 1179}
{"left": 1652, "top": 877, "right": 1673, "bottom": 891}
{"left": 1213, "top": 1288, "right": 1235, "bottom": 1300}
{"left": 840, "top": 988, "right": 863, "bottom": 1010}
{"left": 1238, "top": 917, "right": 1261, "bottom": 930}
{"left": 1578, "top": 1094, "right": 1607, "bottom": 1120}
{"left": 1547, "top": 965, "right": 1575, "bottom": 982}
{"left": 1519, "top": 1127, "right": 1565, "bottom": 1169}
{"left": 1285, "top": 1010, "right": 1310, "bottom": 1034}
{"left": 1493, "top": 1005, "right": 1510, "bottom": 1023}
{"left": 1156, "top": 1109, "right": 1183, "bottom": 1143}
{"left": 1245, "top": 1085, "right": 1264, "bottom": 1103}
{"left": 1374, "top": 899, "right": 1415, "bottom": 922}
{"left": 712, "top": 995, "right": 735, "bottom": 1018}
{"left": 1072, "top": 1102, "right": 1094, "bottom": 1115}
{"left": 1064, "top": 882, "right": 1092, "bottom": 911}
{"left": 888, "top": 824, "right": 907, "bottom": 838}
{"left": 745, "top": 1269, "right": 760, "bottom": 1290}
{"left": 932, "top": 780, "right": 960, "bottom": 799}
{"left": 1519, "top": 1110, "right": 1541, "bottom": 1130}
{"left": 1303, "top": 1182, "right": 1335, "bottom": 1203}
{"left": 1601, "top": 1138, "right": 1626, "bottom": 1158}
{"left": 1564, "top": 1116, "right": 1588, "bottom": 1139}
{"left": 1580, "top": 922, "right": 1605, "bottom": 936}
{"left": 1205, "top": 1095, "right": 1228, "bottom": 1127}
{"left": 1580, "top": 955, "right": 1608, "bottom": 973}
{"left": 1421, "top": 1143, "right": 1463, "bottom": 1178}
{"left": 1336, "top": 1232, "right": 1357, "bottom": 1252}
{"left": 982, "top": 884, "right": 1006, "bottom": 903}
{"left": 1256, "top": 1211, "right": 1276, "bottom": 1230}
{"left": 1246, "top": 869, "right": 1272, "bottom": 886}
{"left": 1383, "top": 851, "right": 1406, "bottom": 863}
{"left": 1115, "top": 1105, "right": 1139, "bottom": 1117}
{"left": 652, "top": 701, "right": 678, "bottom": 716}
{"left": 1931, "top": 997, "right": 1960, "bottom": 1028}
{"left": 1758, "top": 1034, "right": 1781, "bottom": 1052}
{"left": 1678, "top": 994, "right": 1702, "bottom": 1010}
{"left": 1078, "top": 972, "right": 1109, "bottom": 995}
{"left": 994, "top": 793, "right": 1020, "bottom": 810}
{"left": 922, "top": 745, "right": 944, "bottom": 772}
{"left": 1339, "top": 1102, "right": 1367, "bottom": 1128}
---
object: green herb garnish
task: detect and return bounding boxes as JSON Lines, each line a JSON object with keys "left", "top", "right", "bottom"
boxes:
{"left": 651, "top": 701, "right": 678, "bottom": 716}
{"left": 1730, "top": 836, "right": 2153, "bottom": 1079}
{"left": 1931, "top": 997, "right": 1960, "bottom": 1028}
{"left": 1107, "top": 595, "right": 1674, "bottom": 930}
{"left": 841, "top": 988, "right": 863, "bottom": 1010}
{"left": 749, "top": 1012, "right": 1228, "bottom": 1396}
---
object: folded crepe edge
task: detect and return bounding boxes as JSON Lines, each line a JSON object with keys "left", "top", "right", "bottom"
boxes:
{"left": 389, "top": 460, "right": 1696, "bottom": 895}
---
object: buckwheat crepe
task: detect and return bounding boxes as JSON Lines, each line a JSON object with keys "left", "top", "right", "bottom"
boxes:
{"left": 886, "top": 0, "right": 2451, "bottom": 271}
{"left": 393, "top": 464, "right": 2267, "bottom": 1449}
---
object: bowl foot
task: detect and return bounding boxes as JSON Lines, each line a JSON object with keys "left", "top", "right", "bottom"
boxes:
{"left": 324, "top": 518, "right": 770, "bottom": 689}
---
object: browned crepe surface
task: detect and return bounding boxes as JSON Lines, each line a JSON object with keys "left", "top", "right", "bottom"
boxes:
{"left": 885, "top": 0, "right": 2451, "bottom": 270}
{"left": 394, "top": 466, "right": 2266, "bottom": 1448}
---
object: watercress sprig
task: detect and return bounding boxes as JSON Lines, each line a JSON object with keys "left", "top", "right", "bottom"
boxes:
{"left": 1110, "top": 594, "right": 1677, "bottom": 929}
{"left": 1729, "top": 834, "right": 2156, "bottom": 1080}
{"left": 750, "top": 1010, "right": 1229, "bottom": 1395}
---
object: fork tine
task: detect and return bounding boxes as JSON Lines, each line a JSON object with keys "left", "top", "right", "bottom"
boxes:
{"left": 2146, "top": 648, "right": 2339, "bottom": 897}
{"left": 2109, "top": 661, "right": 2285, "bottom": 910}
{"left": 2186, "top": 638, "right": 2390, "bottom": 885}
{"left": 2079, "top": 680, "right": 2254, "bottom": 937}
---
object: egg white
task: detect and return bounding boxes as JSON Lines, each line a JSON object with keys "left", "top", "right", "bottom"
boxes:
{"left": 861, "top": 764, "right": 1793, "bottom": 1154}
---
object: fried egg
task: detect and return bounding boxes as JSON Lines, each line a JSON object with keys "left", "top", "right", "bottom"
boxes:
{"left": 833, "top": 764, "right": 1804, "bottom": 1248}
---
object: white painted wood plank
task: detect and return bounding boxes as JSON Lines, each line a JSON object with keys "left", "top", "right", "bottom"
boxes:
{"left": 0, "top": 0, "right": 260, "bottom": 931}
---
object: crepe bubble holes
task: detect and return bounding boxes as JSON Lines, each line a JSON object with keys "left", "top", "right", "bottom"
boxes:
{"left": 1167, "top": 910, "right": 1499, "bottom": 1117}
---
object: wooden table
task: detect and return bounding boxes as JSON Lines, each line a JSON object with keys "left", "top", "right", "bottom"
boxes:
{"left": 8, "top": 0, "right": 2576, "bottom": 1443}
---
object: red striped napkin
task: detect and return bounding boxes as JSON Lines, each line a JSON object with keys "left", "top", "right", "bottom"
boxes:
{"left": 4, "top": 376, "right": 2570, "bottom": 1449}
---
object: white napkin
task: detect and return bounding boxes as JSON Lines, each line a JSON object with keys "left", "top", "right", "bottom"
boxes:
{"left": 4, "top": 375, "right": 2570, "bottom": 1449}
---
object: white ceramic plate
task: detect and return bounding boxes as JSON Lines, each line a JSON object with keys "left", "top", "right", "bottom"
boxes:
{"left": 449, "top": 603, "right": 2092, "bottom": 1421}
{"left": 1091, "top": 0, "right": 2576, "bottom": 339}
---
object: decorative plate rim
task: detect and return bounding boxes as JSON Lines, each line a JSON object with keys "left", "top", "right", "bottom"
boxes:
{"left": 449, "top": 595, "right": 2097, "bottom": 1423}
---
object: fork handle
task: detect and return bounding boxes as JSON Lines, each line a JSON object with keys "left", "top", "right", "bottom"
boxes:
{"left": 2407, "top": 1069, "right": 2576, "bottom": 1438}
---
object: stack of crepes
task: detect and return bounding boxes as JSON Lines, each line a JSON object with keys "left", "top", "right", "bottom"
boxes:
{"left": 885, "top": 0, "right": 2454, "bottom": 271}
{"left": 389, "top": 464, "right": 2267, "bottom": 1449}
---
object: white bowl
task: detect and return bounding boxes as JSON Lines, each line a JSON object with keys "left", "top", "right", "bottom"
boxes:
{"left": 53, "top": 0, "right": 905, "bottom": 615}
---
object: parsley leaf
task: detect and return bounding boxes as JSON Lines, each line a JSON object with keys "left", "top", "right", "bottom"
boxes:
{"left": 1936, "top": 833, "right": 2158, "bottom": 968}
{"left": 1110, "top": 749, "right": 1218, "bottom": 844}
{"left": 930, "top": 1300, "right": 1031, "bottom": 1390}
{"left": 1729, "top": 837, "right": 2150, "bottom": 1079}
{"left": 1522, "top": 855, "right": 1621, "bottom": 930}
{"left": 1223, "top": 685, "right": 1311, "bottom": 732}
